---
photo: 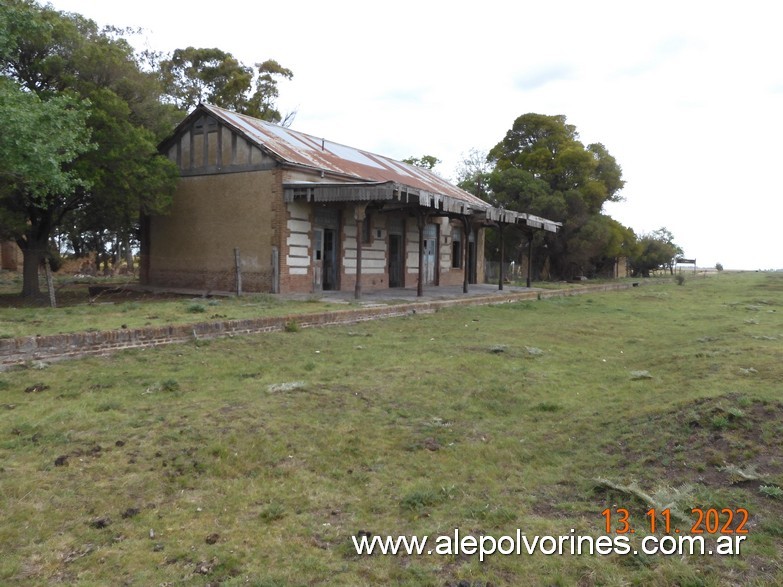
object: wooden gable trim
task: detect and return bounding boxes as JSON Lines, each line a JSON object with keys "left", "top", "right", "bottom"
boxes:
{"left": 164, "top": 109, "right": 279, "bottom": 176}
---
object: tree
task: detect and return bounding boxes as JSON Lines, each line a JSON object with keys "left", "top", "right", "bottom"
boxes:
{"left": 159, "top": 48, "right": 294, "bottom": 123}
{"left": 62, "top": 87, "right": 178, "bottom": 269}
{"left": 486, "top": 113, "right": 627, "bottom": 278}
{"left": 629, "top": 228, "right": 682, "bottom": 277}
{"left": 0, "top": 78, "right": 94, "bottom": 295}
{"left": 403, "top": 155, "right": 441, "bottom": 171}
{"left": 1, "top": 0, "right": 178, "bottom": 296}
{"left": 455, "top": 148, "right": 493, "bottom": 201}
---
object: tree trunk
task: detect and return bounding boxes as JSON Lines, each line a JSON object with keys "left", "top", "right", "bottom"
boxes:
{"left": 21, "top": 243, "right": 46, "bottom": 298}
{"left": 18, "top": 211, "right": 56, "bottom": 299}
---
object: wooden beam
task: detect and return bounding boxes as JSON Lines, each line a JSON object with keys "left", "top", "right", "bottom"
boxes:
{"left": 461, "top": 216, "right": 470, "bottom": 294}
{"left": 498, "top": 224, "right": 505, "bottom": 291}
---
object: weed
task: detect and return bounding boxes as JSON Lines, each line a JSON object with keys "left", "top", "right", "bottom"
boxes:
{"left": 532, "top": 402, "right": 562, "bottom": 412}
{"left": 211, "top": 553, "right": 244, "bottom": 579}
{"left": 718, "top": 464, "right": 763, "bottom": 483}
{"left": 759, "top": 485, "right": 783, "bottom": 500}
{"left": 760, "top": 519, "right": 783, "bottom": 537}
{"left": 95, "top": 401, "right": 121, "bottom": 412}
{"left": 595, "top": 478, "right": 695, "bottom": 524}
{"left": 675, "top": 274, "right": 686, "bottom": 285}
{"left": 399, "top": 489, "right": 442, "bottom": 511}
{"left": 284, "top": 320, "right": 300, "bottom": 332}
{"left": 161, "top": 378, "right": 180, "bottom": 392}
{"left": 209, "top": 443, "right": 229, "bottom": 459}
{"left": 710, "top": 415, "right": 730, "bottom": 430}
{"left": 238, "top": 371, "right": 264, "bottom": 379}
{"left": 726, "top": 406, "right": 745, "bottom": 419}
{"left": 186, "top": 302, "right": 206, "bottom": 313}
{"left": 259, "top": 503, "right": 286, "bottom": 522}
{"left": 145, "top": 378, "right": 180, "bottom": 393}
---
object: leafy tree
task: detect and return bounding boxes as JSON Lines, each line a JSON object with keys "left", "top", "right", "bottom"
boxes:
{"left": 403, "top": 155, "right": 441, "bottom": 171}
{"left": 159, "top": 48, "right": 294, "bottom": 123}
{"left": 62, "top": 87, "right": 179, "bottom": 269}
{"left": 629, "top": 228, "right": 682, "bottom": 277}
{"left": 566, "top": 214, "right": 636, "bottom": 277}
{"left": 0, "top": 78, "right": 94, "bottom": 295}
{"left": 1, "top": 0, "right": 178, "bottom": 296}
{"left": 486, "top": 113, "right": 627, "bottom": 278}
{"left": 251, "top": 59, "right": 295, "bottom": 123}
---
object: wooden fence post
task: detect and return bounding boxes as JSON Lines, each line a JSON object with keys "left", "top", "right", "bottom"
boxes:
{"left": 234, "top": 248, "right": 242, "bottom": 296}
{"left": 44, "top": 258, "right": 56, "bottom": 308}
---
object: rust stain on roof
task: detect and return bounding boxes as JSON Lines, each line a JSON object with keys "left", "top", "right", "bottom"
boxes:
{"left": 201, "top": 104, "right": 490, "bottom": 210}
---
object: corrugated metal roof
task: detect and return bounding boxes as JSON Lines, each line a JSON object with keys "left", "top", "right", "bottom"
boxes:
{"left": 199, "top": 104, "right": 491, "bottom": 211}
{"left": 165, "top": 104, "right": 560, "bottom": 232}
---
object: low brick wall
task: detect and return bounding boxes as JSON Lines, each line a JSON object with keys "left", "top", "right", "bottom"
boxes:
{"left": 0, "top": 281, "right": 640, "bottom": 369}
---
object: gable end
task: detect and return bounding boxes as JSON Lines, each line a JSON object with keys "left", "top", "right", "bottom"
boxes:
{"left": 165, "top": 113, "right": 278, "bottom": 176}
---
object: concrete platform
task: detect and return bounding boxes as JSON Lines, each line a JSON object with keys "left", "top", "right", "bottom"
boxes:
{"left": 128, "top": 282, "right": 541, "bottom": 305}
{"left": 287, "top": 283, "right": 541, "bottom": 304}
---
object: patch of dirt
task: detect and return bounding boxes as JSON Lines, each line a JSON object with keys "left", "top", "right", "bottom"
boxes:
{"left": 597, "top": 391, "right": 783, "bottom": 558}
{"left": 89, "top": 517, "right": 111, "bottom": 529}
{"left": 603, "top": 393, "right": 783, "bottom": 487}
{"left": 121, "top": 507, "right": 140, "bottom": 519}
{"left": 0, "top": 282, "right": 185, "bottom": 308}
{"left": 205, "top": 533, "right": 220, "bottom": 545}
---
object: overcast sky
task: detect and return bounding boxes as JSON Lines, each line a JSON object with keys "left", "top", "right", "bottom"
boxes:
{"left": 46, "top": 0, "right": 783, "bottom": 270}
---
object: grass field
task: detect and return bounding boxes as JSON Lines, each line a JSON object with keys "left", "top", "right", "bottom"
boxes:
{"left": 1, "top": 272, "right": 781, "bottom": 586}
{"left": 0, "top": 272, "right": 353, "bottom": 339}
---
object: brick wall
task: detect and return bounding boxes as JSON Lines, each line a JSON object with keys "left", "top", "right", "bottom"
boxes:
{"left": 148, "top": 170, "right": 277, "bottom": 293}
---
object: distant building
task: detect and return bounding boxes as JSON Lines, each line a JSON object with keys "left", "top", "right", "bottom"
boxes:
{"left": 144, "top": 104, "right": 558, "bottom": 294}
{"left": 1, "top": 241, "right": 23, "bottom": 271}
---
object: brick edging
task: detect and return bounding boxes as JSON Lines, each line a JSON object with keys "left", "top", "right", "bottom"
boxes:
{"left": 0, "top": 281, "right": 642, "bottom": 369}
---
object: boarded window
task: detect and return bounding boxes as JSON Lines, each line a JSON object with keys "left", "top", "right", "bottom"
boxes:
{"left": 452, "top": 227, "right": 462, "bottom": 268}
{"left": 362, "top": 212, "right": 372, "bottom": 244}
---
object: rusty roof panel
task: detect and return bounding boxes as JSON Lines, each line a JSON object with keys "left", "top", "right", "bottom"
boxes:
{"left": 200, "top": 104, "right": 490, "bottom": 210}
{"left": 164, "top": 104, "right": 560, "bottom": 232}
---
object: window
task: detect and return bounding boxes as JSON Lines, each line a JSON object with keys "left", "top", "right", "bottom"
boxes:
{"left": 362, "top": 212, "right": 372, "bottom": 244}
{"left": 452, "top": 227, "right": 462, "bottom": 268}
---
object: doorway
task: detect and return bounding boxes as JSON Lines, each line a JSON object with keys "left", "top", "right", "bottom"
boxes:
{"left": 468, "top": 231, "right": 477, "bottom": 284}
{"left": 312, "top": 207, "right": 340, "bottom": 292}
{"left": 423, "top": 223, "right": 438, "bottom": 285}
{"left": 322, "top": 228, "right": 337, "bottom": 290}
{"left": 388, "top": 233, "right": 404, "bottom": 287}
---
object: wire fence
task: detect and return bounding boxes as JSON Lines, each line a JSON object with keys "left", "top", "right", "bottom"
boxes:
{"left": 484, "top": 261, "right": 528, "bottom": 284}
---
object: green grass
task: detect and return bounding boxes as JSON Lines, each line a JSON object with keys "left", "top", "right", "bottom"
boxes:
{"left": 0, "top": 271, "right": 781, "bottom": 585}
{"left": 0, "top": 273, "right": 352, "bottom": 338}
